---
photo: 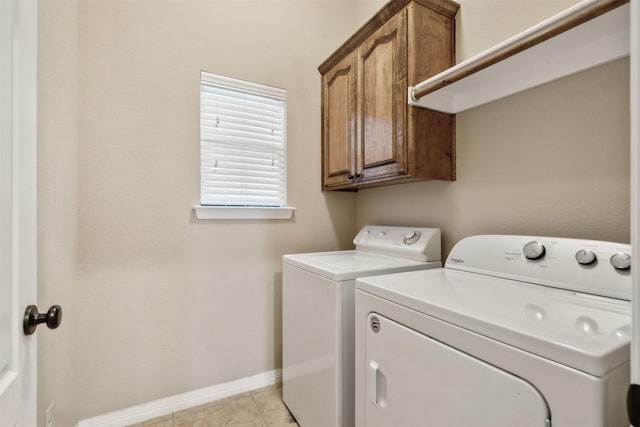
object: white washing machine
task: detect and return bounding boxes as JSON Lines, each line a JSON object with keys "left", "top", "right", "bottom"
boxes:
{"left": 355, "top": 235, "right": 632, "bottom": 427}
{"left": 282, "top": 225, "right": 442, "bottom": 427}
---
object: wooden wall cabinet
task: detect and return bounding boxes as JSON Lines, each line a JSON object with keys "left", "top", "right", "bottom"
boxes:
{"left": 319, "top": 0, "right": 459, "bottom": 191}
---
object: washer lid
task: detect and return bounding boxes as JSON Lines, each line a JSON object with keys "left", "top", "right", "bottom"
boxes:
{"left": 283, "top": 250, "right": 440, "bottom": 281}
{"left": 356, "top": 268, "right": 631, "bottom": 376}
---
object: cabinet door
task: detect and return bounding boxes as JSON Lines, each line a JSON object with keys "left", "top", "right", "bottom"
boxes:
{"left": 322, "top": 53, "right": 356, "bottom": 189}
{"left": 356, "top": 13, "right": 408, "bottom": 182}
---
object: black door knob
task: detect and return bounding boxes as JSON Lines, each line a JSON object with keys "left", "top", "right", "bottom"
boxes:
{"left": 23, "top": 305, "right": 62, "bottom": 335}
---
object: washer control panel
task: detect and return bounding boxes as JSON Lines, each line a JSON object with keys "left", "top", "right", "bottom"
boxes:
{"left": 518, "top": 239, "right": 631, "bottom": 272}
{"left": 446, "top": 235, "right": 631, "bottom": 300}
{"left": 353, "top": 225, "right": 441, "bottom": 262}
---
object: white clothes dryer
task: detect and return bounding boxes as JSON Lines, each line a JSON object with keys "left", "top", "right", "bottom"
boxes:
{"left": 283, "top": 225, "right": 442, "bottom": 427}
{"left": 355, "top": 235, "right": 631, "bottom": 427}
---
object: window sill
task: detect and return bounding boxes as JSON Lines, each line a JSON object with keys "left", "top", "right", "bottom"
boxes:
{"left": 193, "top": 206, "right": 296, "bottom": 220}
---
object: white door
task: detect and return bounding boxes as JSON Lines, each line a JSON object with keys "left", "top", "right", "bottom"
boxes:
{"left": 364, "top": 313, "right": 550, "bottom": 427}
{"left": 0, "top": 0, "right": 38, "bottom": 426}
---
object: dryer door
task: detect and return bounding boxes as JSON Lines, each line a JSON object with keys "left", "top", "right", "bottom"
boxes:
{"left": 365, "top": 313, "right": 551, "bottom": 427}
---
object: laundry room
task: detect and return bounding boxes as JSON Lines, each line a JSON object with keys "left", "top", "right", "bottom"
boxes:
{"left": 4, "top": 0, "right": 633, "bottom": 425}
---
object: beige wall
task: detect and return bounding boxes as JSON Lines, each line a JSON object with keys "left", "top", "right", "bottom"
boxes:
{"left": 38, "top": 0, "right": 359, "bottom": 423}
{"left": 355, "top": 0, "right": 630, "bottom": 256}
{"left": 38, "top": 1, "right": 79, "bottom": 426}
{"left": 355, "top": 0, "right": 581, "bottom": 60}
{"left": 37, "top": 0, "right": 630, "bottom": 424}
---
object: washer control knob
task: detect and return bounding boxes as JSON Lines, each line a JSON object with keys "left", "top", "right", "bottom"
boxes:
{"left": 610, "top": 253, "right": 631, "bottom": 270}
{"left": 523, "top": 241, "right": 546, "bottom": 260}
{"left": 575, "top": 249, "right": 597, "bottom": 265}
{"left": 403, "top": 231, "right": 421, "bottom": 245}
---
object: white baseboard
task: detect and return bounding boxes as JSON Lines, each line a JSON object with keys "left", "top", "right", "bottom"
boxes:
{"left": 76, "top": 369, "right": 282, "bottom": 427}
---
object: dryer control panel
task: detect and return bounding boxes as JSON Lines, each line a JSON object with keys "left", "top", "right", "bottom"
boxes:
{"left": 354, "top": 225, "right": 441, "bottom": 262}
{"left": 445, "top": 235, "right": 631, "bottom": 300}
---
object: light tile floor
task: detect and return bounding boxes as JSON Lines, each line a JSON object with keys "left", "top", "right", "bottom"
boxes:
{"left": 127, "top": 384, "right": 299, "bottom": 427}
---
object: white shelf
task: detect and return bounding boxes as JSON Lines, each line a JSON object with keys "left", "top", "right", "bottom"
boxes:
{"left": 409, "top": 0, "right": 630, "bottom": 114}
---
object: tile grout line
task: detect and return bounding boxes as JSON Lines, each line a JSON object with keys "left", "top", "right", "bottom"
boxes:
{"left": 249, "top": 390, "right": 270, "bottom": 426}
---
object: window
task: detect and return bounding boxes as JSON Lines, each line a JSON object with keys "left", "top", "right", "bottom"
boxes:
{"left": 195, "top": 72, "right": 294, "bottom": 219}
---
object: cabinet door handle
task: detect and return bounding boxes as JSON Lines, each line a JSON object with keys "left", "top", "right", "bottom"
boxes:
{"left": 355, "top": 173, "right": 362, "bottom": 179}
{"left": 348, "top": 174, "right": 355, "bottom": 180}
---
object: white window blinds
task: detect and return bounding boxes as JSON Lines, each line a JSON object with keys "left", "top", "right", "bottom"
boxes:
{"left": 200, "top": 72, "right": 287, "bottom": 207}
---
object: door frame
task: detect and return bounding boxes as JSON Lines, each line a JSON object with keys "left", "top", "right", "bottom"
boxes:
{"left": 631, "top": 0, "right": 639, "bottom": 388}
